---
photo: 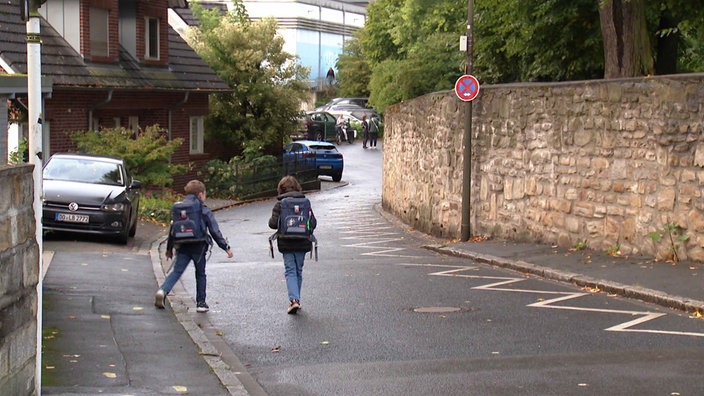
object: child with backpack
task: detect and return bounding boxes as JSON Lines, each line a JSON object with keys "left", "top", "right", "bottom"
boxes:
{"left": 268, "top": 176, "right": 317, "bottom": 314}
{"left": 155, "top": 180, "right": 233, "bottom": 312}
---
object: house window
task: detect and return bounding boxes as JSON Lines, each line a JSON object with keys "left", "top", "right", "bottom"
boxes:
{"left": 190, "top": 116, "right": 204, "bottom": 154}
{"left": 90, "top": 8, "right": 109, "bottom": 57}
{"left": 145, "top": 17, "right": 160, "bottom": 60}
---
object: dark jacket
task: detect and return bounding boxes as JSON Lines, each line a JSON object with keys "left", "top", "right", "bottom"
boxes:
{"left": 167, "top": 194, "right": 230, "bottom": 253}
{"left": 268, "top": 191, "right": 317, "bottom": 253}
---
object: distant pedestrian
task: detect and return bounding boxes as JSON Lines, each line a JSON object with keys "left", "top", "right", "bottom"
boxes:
{"left": 268, "top": 176, "right": 317, "bottom": 314}
{"left": 155, "top": 180, "right": 233, "bottom": 313}
{"left": 361, "top": 115, "right": 369, "bottom": 149}
{"left": 369, "top": 116, "right": 380, "bottom": 148}
{"left": 326, "top": 67, "right": 335, "bottom": 87}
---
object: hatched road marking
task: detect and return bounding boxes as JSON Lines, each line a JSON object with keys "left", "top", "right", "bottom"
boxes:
{"left": 403, "top": 264, "right": 704, "bottom": 338}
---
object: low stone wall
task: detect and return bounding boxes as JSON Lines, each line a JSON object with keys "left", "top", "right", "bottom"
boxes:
{"left": 383, "top": 74, "right": 704, "bottom": 261}
{"left": 0, "top": 164, "right": 39, "bottom": 395}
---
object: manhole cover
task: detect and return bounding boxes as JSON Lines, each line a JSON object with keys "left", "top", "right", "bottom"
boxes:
{"left": 413, "top": 306, "right": 462, "bottom": 313}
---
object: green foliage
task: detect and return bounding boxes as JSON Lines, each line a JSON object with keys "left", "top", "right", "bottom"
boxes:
{"left": 359, "top": 0, "right": 704, "bottom": 112}
{"left": 198, "top": 150, "right": 280, "bottom": 199}
{"left": 574, "top": 240, "right": 588, "bottom": 251}
{"left": 606, "top": 242, "right": 622, "bottom": 257}
{"left": 188, "top": 2, "right": 311, "bottom": 156}
{"left": 8, "top": 138, "right": 28, "bottom": 164}
{"left": 648, "top": 222, "right": 690, "bottom": 263}
{"left": 335, "top": 36, "right": 372, "bottom": 98}
{"left": 70, "top": 125, "right": 185, "bottom": 187}
{"left": 138, "top": 189, "right": 184, "bottom": 225}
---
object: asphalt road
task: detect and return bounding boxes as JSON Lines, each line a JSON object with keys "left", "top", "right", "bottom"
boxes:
{"left": 44, "top": 140, "right": 704, "bottom": 395}
{"left": 190, "top": 142, "right": 704, "bottom": 395}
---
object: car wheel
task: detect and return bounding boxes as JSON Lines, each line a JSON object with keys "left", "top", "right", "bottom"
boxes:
{"left": 128, "top": 217, "right": 137, "bottom": 237}
{"left": 332, "top": 172, "right": 342, "bottom": 182}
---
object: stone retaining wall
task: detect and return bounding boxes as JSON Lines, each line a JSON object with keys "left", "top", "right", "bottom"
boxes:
{"left": 382, "top": 74, "right": 704, "bottom": 261}
{"left": 0, "top": 164, "right": 39, "bottom": 395}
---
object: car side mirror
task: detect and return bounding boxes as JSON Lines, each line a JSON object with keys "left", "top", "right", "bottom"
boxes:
{"left": 130, "top": 179, "right": 142, "bottom": 189}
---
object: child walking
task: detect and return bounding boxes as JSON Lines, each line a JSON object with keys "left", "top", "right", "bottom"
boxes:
{"left": 155, "top": 180, "right": 233, "bottom": 312}
{"left": 268, "top": 176, "right": 317, "bottom": 314}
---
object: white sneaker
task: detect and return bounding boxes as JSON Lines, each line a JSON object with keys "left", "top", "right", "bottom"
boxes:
{"left": 287, "top": 300, "right": 300, "bottom": 314}
{"left": 154, "top": 289, "right": 166, "bottom": 309}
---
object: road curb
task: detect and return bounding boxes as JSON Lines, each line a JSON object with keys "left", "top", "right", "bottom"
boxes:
{"left": 150, "top": 236, "right": 253, "bottom": 396}
{"left": 424, "top": 244, "right": 704, "bottom": 315}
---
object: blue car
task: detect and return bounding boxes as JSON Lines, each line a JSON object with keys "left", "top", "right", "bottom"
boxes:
{"left": 283, "top": 140, "right": 344, "bottom": 182}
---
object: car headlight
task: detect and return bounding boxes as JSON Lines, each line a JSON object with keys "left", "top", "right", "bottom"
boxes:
{"left": 101, "top": 203, "right": 125, "bottom": 211}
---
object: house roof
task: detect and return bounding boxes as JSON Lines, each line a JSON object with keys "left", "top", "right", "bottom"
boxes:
{"left": 0, "top": 0, "right": 229, "bottom": 92}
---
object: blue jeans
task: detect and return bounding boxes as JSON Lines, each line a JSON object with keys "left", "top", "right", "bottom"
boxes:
{"left": 283, "top": 251, "right": 306, "bottom": 302}
{"left": 160, "top": 244, "right": 208, "bottom": 303}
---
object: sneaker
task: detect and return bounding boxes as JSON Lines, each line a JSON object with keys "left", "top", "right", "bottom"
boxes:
{"left": 287, "top": 300, "right": 300, "bottom": 314}
{"left": 154, "top": 289, "right": 166, "bottom": 309}
{"left": 196, "top": 301, "right": 209, "bottom": 313}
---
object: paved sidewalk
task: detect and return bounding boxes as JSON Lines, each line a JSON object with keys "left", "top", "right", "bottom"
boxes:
{"left": 41, "top": 217, "right": 248, "bottom": 396}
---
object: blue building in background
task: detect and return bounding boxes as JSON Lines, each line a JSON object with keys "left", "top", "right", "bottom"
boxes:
{"left": 172, "top": 0, "right": 369, "bottom": 90}
{"left": 245, "top": 0, "right": 368, "bottom": 90}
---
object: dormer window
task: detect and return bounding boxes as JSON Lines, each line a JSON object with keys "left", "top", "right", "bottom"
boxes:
{"left": 90, "top": 7, "right": 109, "bottom": 57}
{"left": 145, "top": 16, "right": 160, "bottom": 60}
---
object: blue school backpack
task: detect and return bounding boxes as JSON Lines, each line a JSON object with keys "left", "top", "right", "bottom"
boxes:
{"left": 170, "top": 198, "right": 207, "bottom": 244}
{"left": 277, "top": 197, "right": 314, "bottom": 240}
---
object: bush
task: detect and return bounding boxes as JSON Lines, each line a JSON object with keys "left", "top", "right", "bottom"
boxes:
{"left": 70, "top": 125, "right": 186, "bottom": 187}
{"left": 199, "top": 149, "right": 280, "bottom": 199}
{"left": 138, "top": 189, "right": 183, "bottom": 225}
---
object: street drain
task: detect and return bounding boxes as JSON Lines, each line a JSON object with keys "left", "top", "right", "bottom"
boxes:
{"left": 413, "top": 306, "right": 462, "bottom": 314}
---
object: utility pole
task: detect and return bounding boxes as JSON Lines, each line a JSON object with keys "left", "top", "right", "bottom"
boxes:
{"left": 24, "top": 0, "right": 45, "bottom": 393}
{"left": 460, "top": 0, "right": 474, "bottom": 241}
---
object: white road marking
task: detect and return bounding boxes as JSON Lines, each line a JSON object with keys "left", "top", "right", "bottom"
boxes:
{"left": 400, "top": 263, "right": 704, "bottom": 338}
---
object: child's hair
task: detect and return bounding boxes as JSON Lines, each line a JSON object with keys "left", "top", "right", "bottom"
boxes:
{"left": 184, "top": 180, "right": 206, "bottom": 195}
{"left": 277, "top": 175, "right": 302, "bottom": 194}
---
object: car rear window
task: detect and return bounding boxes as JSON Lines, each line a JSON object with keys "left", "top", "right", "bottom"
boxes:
{"left": 308, "top": 144, "right": 337, "bottom": 151}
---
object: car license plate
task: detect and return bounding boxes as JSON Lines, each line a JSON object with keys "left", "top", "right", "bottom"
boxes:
{"left": 319, "top": 165, "right": 332, "bottom": 170}
{"left": 56, "top": 213, "right": 89, "bottom": 223}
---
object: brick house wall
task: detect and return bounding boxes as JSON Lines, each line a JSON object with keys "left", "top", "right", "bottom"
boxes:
{"left": 45, "top": 90, "right": 212, "bottom": 190}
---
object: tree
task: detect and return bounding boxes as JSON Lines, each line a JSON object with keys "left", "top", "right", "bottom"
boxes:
{"left": 187, "top": 1, "right": 311, "bottom": 156}
{"left": 335, "top": 36, "right": 372, "bottom": 98}
{"left": 599, "top": 0, "right": 654, "bottom": 78}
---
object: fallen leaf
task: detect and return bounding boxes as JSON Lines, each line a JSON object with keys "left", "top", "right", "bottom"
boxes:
{"left": 102, "top": 372, "right": 117, "bottom": 379}
{"left": 215, "top": 331, "right": 224, "bottom": 336}
{"left": 101, "top": 315, "right": 110, "bottom": 319}
{"left": 320, "top": 341, "right": 330, "bottom": 345}
{"left": 172, "top": 385, "right": 188, "bottom": 392}
{"left": 132, "top": 307, "right": 143, "bottom": 311}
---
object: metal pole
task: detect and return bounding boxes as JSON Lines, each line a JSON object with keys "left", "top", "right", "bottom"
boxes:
{"left": 27, "top": 4, "right": 44, "bottom": 393}
{"left": 460, "top": 0, "right": 474, "bottom": 241}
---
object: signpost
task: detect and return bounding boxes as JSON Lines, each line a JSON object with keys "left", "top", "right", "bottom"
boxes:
{"left": 460, "top": 0, "right": 474, "bottom": 242}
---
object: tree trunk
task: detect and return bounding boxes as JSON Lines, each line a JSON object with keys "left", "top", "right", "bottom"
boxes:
{"left": 599, "top": 0, "right": 654, "bottom": 78}
{"left": 655, "top": 11, "right": 679, "bottom": 75}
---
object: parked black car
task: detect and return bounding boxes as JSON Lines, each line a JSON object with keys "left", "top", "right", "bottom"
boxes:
{"left": 42, "top": 153, "right": 142, "bottom": 244}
